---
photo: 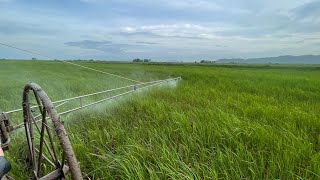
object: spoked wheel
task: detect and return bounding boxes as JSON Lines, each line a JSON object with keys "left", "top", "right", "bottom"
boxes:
{"left": 22, "top": 83, "right": 83, "bottom": 180}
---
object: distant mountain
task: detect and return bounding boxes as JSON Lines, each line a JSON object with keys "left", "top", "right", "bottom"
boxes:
{"left": 215, "top": 58, "right": 245, "bottom": 64}
{"left": 215, "top": 55, "right": 320, "bottom": 64}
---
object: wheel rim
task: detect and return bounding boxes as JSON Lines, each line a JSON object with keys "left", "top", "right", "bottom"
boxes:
{"left": 22, "top": 83, "right": 83, "bottom": 180}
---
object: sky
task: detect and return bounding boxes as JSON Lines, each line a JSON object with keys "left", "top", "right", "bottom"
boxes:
{"left": 0, "top": 0, "right": 319, "bottom": 61}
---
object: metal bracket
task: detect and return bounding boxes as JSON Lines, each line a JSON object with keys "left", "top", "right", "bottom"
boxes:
{"left": 0, "top": 112, "right": 12, "bottom": 151}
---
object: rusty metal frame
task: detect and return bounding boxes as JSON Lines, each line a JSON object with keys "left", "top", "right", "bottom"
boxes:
{"left": 0, "top": 113, "right": 11, "bottom": 151}
{"left": 22, "top": 83, "right": 83, "bottom": 180}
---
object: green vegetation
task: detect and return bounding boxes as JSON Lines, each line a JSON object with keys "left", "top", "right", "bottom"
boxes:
{"left": 132, "top": 58, "right": 152, "bottom": 63}
{"left": 1, "top": 60, "right": 320, "bottom": 179}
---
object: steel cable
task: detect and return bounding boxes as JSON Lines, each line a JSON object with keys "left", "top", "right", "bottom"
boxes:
{"left": 0, "top": 42, "right": 141, "bottom": 83}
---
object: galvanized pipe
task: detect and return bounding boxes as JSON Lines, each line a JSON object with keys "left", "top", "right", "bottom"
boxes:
{"left": 4, "top": 77, "right": 181, "bottom": 114}
{"left": 11, "top": 78, "right": 180, "bottom": 131}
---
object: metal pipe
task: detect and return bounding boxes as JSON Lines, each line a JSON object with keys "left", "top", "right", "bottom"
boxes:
{"left": 59, "top": 80, "right": 165, "bottom": 116}
{"left": 4, "top": 77, "right": 181, "bottom": 114}
{"left": 11, "top": 78, "right": 178, "bottom": 131}
{"left": 53, "top": 77, "right": 180, "bottom": 104}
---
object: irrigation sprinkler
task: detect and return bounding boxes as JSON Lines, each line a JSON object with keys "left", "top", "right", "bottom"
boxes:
{"left": 0, "top": 77, "right": 181, "bottom": 179}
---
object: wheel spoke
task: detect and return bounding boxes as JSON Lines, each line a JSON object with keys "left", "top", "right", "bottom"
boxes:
{"left": 30, "top": 113, "right": 56, "bottom": 164}
{"left": 22, "top": 83, "right": 83, "bottom": 179}
{"left": 35, "top": 148, "right": 56, "bottom": 167}
{"left": 37, "top": 108, "right": 47, "bottom": 177}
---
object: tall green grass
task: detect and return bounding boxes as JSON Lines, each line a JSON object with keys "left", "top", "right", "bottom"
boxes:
{"left": 1, "top": 60, "right": 320, "bottom": 179}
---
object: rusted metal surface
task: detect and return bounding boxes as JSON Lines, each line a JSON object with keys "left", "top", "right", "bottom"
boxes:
{"left": 0, "top": 113, "right": 11, "bottom": 150}
{"left": 23, "top": 83, "right": 83, "bottom": 180}
{"left": 39, "top": 165, "right": 69, "bottom": 180}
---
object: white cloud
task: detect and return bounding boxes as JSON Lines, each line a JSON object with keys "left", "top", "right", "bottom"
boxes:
{"left": 78, "top": 0, "right": 104, "bottom": 3}
{"left": 164, "top": 0, "right": 222, "bottom": 11}
{"left": 121, "top": 24, "right": 226, "bottom": 40}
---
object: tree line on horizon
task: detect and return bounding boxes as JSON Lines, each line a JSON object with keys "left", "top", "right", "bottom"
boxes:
{"left": 132, "top": 58, "right": 152, "bottom": 62}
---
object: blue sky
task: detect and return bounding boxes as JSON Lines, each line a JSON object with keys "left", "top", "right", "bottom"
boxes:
{"left": 0, "top": 0, "right": 319, "bottom": 61}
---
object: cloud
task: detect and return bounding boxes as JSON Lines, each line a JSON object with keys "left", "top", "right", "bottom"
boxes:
{"left": 121, "top": 24, "right": 223, "bottom": 40}
{"left": 79, "top": 0, "right": 222, "bottom": 11}
{"left": 65, "top": 40, "right": 112, "bottom": 48}
{"left": 64, "top": 40, "right": 133, "bottom": 54}
{"left": 164, "top": 0, "right": 222, "bottom": 11}
{"left": 292, "top": 0, "right": 320, "bottom": 19}
{"left": 0, "top": 21, "right": 57, "bottom": 35}
{"left": 79, "top": 0, "right": 103, "bottom": 3}
{"left": 0, "top": 0, "right": 13, "bottom": 2}
{"left": 135, "top": 41, "right": 157, "bottom": 45}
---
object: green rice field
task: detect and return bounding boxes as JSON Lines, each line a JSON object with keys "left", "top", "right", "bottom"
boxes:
{"left": 1, "top": 60, "right": 320, "bottom": 179}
